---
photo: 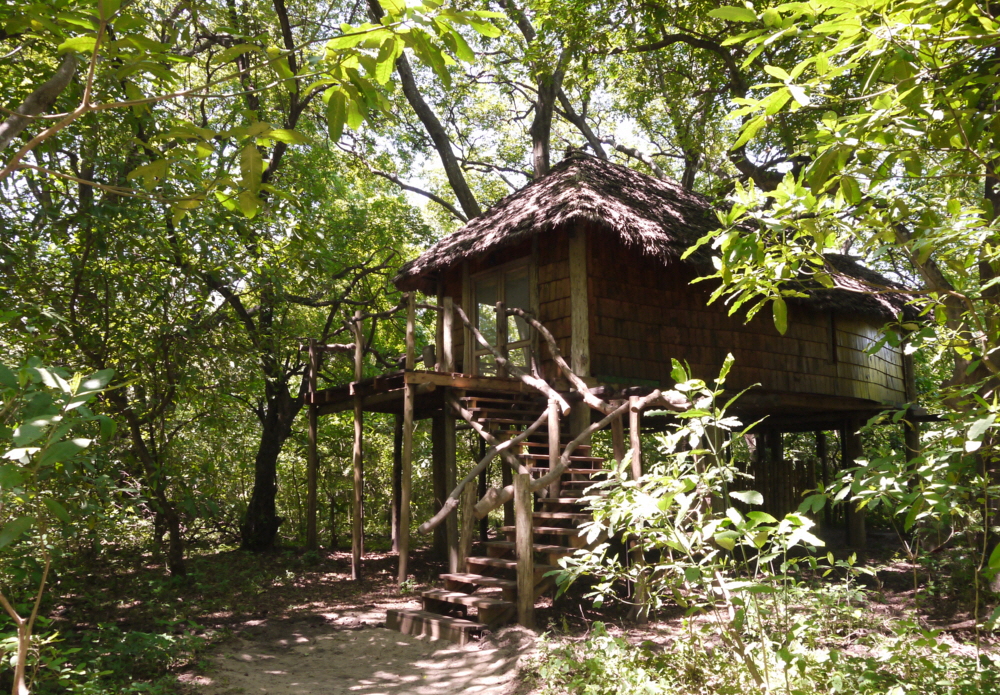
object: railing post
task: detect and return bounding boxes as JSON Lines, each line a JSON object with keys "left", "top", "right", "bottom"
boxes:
{"left": 514, "top": 472, "right": 535, "bottom": 628}
{"left": 306, "top": 339, "right": 319, "bottom": 551}
{"left": 442, "top": 296, "right": 455, "bottom": 373}
{"left": 547, "top": 398, "right": 561, "bottom": 499}
{"left": 399, "top": 292, "right": 416, "bottom": 583}
{"left": 458, "top": 480, "right": 477, "bottom": 570}
{"left": 611, "top": 400, "right": 626, "bottom": 469}
{"left": 351, "top": 313, "right": 365, "bottom": 580}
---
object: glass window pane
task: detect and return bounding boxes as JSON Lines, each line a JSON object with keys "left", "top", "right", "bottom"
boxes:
{"left": 477, "top": 354, "right": 497, "bottom": 376}
{"left": 476, "top": 279, "right": 498, "bottom": 346}
{"left": 509, "top": 346, "right": 529, "bottom": 369}
{"left": 505, "top": 269, "right": 530, "bottom": 343}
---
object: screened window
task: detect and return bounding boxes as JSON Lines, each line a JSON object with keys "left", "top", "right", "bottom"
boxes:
{"left": 472, "top": 263, "right": 532, "bottom": 376}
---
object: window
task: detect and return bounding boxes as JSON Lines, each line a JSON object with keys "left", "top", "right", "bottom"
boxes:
{"left": 472, "top": 262, "right": 533, "bottom": 376}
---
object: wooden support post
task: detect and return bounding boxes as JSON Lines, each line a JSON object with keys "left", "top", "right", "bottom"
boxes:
{"left": 755, "top": 432, "right": 768, "bottom": 514}
{"left": 478, "top": 439, "right": 489, "bottom": 542}
{"left": 351, "top": 313, "right": 365, "bottom": 580}
{"left": 501, "top": 436, "right": 514, "bottom": 527}
{"left": 546, "top": 399, "right": 561, "bottom": 498}
{"left": 399, "top": 293, "right": 416, "bottom": 583}
{"left": 628, "top": 395, "right": 647, "bottom": 624}
{"left": 842, "top": 419, "right": 867, "bottom": 548}
{"left": 568, "top": 227, "right": 590, "bottom": 378}
{"left": 904, "top": 408, "right": 921, "bottom": 463}
{"left": 768, "top": 430, "right": 784, "bottom": 517}
{"left": 629, "top": 396, "right": 642, "bottom": 479}
{"left": 817, "top": 431, "right": 831, "bottom": 529}
{"left": 458, "top": 481, "right": 477, "bottom": 570}
{"left": 432, "top": 415, "right": 448, "bottom": 559}
{"left": 442, "top": 297, "right": 455, "bottom": 373}
{"left": 496, "top": 300, "right": 507, "bottom": 378}
{"left": 462, "top": 263, "right": 473, "bottom": 374}
{"left": 306, "top": 339, "right": 319, "bottom": 551}
{"left": 445, "top": 411, "right": 458, "bottom": 573}
{"left": 611, "top": 402, "right": 626, "bottom": 469}
{"left": 392, "top": 415, "right": 402, "bottom": 552}
{"left": 514, "top": 472, "right": 535, "bottom": 629}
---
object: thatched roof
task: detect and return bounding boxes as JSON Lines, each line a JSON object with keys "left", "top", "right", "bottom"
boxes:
{"left": 394, "top": 153, "right": 916, "bottom": 322}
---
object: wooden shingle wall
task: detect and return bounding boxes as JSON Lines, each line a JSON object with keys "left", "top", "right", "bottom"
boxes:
{"left": 536, "top": 227, "right": 572, "bottom": 381}
{"left": 587, "top": 229, "right": 906, "bottom": 403}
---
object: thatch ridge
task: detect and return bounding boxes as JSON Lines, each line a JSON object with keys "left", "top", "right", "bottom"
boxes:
{"left": 393, "top": 153, "right": 916, "bottom": 323}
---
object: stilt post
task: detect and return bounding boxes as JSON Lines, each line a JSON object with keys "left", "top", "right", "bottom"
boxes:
{"left": 817, "top": 431, "right": 831, "bottom": 528}
{"left": 445, "top": 411, "right": 458, "bottom": 572}
{"left": 306, "top": 339, "right": 319, "bottom": 551}
{"left": 628, "top": 395, "right": 647, "bottom": 623}
{"left": 514, "top": 472, "right": 535, "bottom": 628}
{"left": 399, "top": 292, "right": 416, "bottom": 583}
{"left": 350, "top": 312, "right": 365, "bottom": 580}
{"left": 611, "top": 401, "right": 626, "bottom": 469}
{"left": 391, "top": 414, "right": 402, "bottom": 551}
{"left": 458, "top": 481, "right": 477, "bottom": 570}
{"left": 842, "top": 419, "right": 867, "bottom": 548}
{"left": 548, "top": 398, "right": 561, "bottom": 498}
{"left": 442, "top": 297, "right": 455, "bottom": 372}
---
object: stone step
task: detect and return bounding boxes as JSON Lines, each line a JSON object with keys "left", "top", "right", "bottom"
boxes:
{"left": 386, "top": 608, "right": 482, "bottom": 645}
{"left": 420, "top": 589, "right": 515, "bottom": 627}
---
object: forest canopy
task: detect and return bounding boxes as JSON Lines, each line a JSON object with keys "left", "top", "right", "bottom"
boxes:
{"left": 2, "top": 0, "right": 1000, "bottom": 693}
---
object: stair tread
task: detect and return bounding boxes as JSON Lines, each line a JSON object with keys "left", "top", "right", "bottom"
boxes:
{"left": 440, "top": 572, "right": 517, "bottom": 590}
{"left": 501, "top": 525, "right": 583, "bottom": 535}
{"left": 532, "top": 467, "right": 608, "bottom": 474}
{"left": 534, "top": 511, "right": 591, "bottom": 520}
{"left": 466, "top": 556, "right": 559, "bottom": 573}
{"left": 485, "top": 540, "right": 575, "bottom": 555}
{"left": 523, "top": 453, "right": 605, "bottom": 462}
{"left": 386, "top": 608, "right": 482, "bottom": 644}
{"left": 421, "top": 589, "right": 513, "bottom": 609}
{"left": 538, "top": 496, "right": 593, "bottom": 503}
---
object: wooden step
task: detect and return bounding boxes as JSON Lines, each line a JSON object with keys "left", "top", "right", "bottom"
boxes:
{"left": 522, "top": 440, "right": 592, "bottom": 452}
{"left": 420, "top": 589, "right": 515, "bottom": 627}
{"left": 484, "top": 540, "right": 576, "bottom": 559}
{"left": 500, "top": 525, "right": 584, "bottom": 537}
{"left": 532, "top": 467, "right": 608, "bottom": 475}
{"left": 440, "top": 572, "right": 517, "bottom": 600}
{"left": 533, "top": 510, "right": 591, "bottom": 522}
{"left": 522, "top": 453, "right": 605, "bottom": 463}
{"left": 386, "top": 608, "right": 482, "bottom": 645}
{"left": 466, "top": 556, "right": 558, "bottom": 581}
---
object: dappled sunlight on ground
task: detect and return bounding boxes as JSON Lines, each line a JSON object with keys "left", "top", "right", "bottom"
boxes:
{"left": 182, "top": 620, "right": 533, "bottom": 695}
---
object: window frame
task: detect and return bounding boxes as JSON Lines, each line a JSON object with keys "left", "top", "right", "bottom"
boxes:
{"left": 468, "top": 257, "right": 535, "bottom": 377}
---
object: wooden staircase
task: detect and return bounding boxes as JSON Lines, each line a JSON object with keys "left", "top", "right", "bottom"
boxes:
{"left": 386, "top": 393, "right": 607, "bottom": 643}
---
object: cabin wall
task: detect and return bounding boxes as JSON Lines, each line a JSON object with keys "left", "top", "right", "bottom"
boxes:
{"left": 536, "top": 227, "right": 572, "bottom": 381}
{"left": 587, "top": 230, "right": 906, "bottom": 403}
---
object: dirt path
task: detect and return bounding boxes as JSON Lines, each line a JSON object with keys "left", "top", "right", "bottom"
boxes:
{"left": 181, "top": 606, "right": 535, "bottom": 695}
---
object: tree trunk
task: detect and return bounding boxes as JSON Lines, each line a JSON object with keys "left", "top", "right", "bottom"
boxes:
{"left": 241, "top": 383, "right": 302, "bottom": 551}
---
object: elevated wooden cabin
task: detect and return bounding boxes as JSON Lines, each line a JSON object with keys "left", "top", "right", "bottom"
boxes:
{"left": 307, "top": 153, "right": 918, "bottom": 641}
{"left": 394, "top": 153, "right": 916, "bottom": 430}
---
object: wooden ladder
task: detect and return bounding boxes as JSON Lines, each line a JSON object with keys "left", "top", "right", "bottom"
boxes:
{"left": 387, "top": 394, "right": 607, "bottom": 643}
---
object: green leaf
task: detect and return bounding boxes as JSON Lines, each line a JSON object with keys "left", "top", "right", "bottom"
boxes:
{"left": 98, "top": 0, "right": 122, "bottom": 20}
{"left": 839, "top": 175, "right": 862, "bottom": 204}
{"left": 968, "top": 414, "right": 996, "bottom": 441}
{"left": 730, "top": 490, "right": 764, "bottom": 505}
{"left": 709, "top": 7, "right": 758, "bottom": 23}
{"left": 468, "top": 19, "right": 501, "bottom": 38}
{"left": 267, "top": 129, "right": 310, "bottom": 145}
{"left": 126, "top": 160, "right": 168, "bottom": 190}
{"left": 240, "top": 145, "right": 263, "bottom": 195}
{"left": 0, "top": 364, "right": 15, "bottom": 389}
{"left": 0, "top": 464, "right": 24, "bottom": 489}
{"left": 210, "top": 44, "right": 260, "bottom": 65}
{"left": 38, "top": 438, "right": 91, "bottom": 466}
{"left": 58, "top": 35, "right": 97, "bottom": 54}
{"left": 772, "top": 296, "right": 788, "bottom": 335}
{"left": 375, "top": 38, "right": 401, "bottom": 84}
{"left": 732, "top": 114, "right": 766, "bottom": 150}
{"left": 326, "top": 89, "right": 348, "bottom": 141}
{"left": 670, "top": 358, "right": 688, "bottom": 384}
{"left": 238, "top": 191, "right": 260, "bottom": 219}
{"left": 0, "top": 516, "right": 34, "bottom": 549}
{"left": 78, "top": 368, "right": 114, "bottom": 394}
{"left": 44, "top": 498, "right": 72, "bottom": 524}
{"left": 988, "top": 543, "right": 1000, "bottom": 571}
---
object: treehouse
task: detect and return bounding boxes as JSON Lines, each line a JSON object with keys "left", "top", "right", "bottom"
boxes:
{"left": 305, "top": 153, "right": 918, "bottom": 642}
